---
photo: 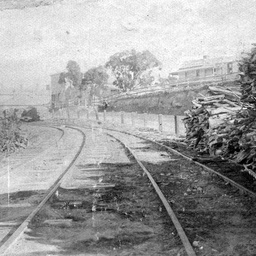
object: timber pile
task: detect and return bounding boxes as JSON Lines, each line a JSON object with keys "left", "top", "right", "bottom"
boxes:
{"left": 184, "top": 45, "right": 256, "bottom": 179}
{"left": 183, "top": 86, "right": 241, "bottom": 154}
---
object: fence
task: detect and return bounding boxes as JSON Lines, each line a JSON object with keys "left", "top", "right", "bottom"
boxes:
{"left": 52, "top": 108, "right": 186, "bottom": 137}
{"left": 93, "top": 73, "right": 239, "bottom": 106}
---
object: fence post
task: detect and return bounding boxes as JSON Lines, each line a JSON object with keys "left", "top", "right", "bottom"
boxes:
{"left": 77, "top": 108, "right": 80, "bottom": 119}
{"left": 174, "top": 115, "right": 178, "bottom": 135}
{"left": 87, "top": 110, "right": 90, "bottom": 120}
{"left": 103, "top": 110, "right": 106, "bottom": 122}
{"left": 121, "top": 111, "right": 124, "bottom": 124}
{"left": 158, "top": 114, "right": 163, "bottom": 132}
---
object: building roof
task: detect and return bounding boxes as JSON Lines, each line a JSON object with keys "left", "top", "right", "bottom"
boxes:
{"left": 178, "top": 56, "right": 236, "bottom": 71}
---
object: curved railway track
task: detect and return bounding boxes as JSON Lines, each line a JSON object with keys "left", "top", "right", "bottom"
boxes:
{"left": 101, "top": 125, "right": 256, "bottom": 199}
{"left": 105, "top": 128, "right": 256, "bottom": 256}
{"left": 57, "top": 116, "right": 256, "bottom": 199}
{"left": 0, "top": 125, "right": 86, "bottom": 255}
{"left": 0, "top": 121, "right": 255, "bottom": 255}
{"left": 107, "top": 133, "right": 196, "bottom": 256}
{"left": 141, "top": 137, "right": 256, "bottom": 198}
{"left": 1, "top": 124, "right": 195, "bottom": 256}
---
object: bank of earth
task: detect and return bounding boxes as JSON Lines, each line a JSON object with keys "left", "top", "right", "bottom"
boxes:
{"left": 107, "top": 84, "right": 237, "bottom": 116}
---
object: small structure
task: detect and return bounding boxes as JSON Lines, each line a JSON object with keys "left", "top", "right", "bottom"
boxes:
{"left": 101, "top": 83, "right": 120, "bottom": 97}
{"left": 170, "top": 56, "right": 239, "bottom": 82}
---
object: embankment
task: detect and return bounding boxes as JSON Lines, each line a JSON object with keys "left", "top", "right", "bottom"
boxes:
{"left": 107, "top": 85, "right": 209, "bottom": 115}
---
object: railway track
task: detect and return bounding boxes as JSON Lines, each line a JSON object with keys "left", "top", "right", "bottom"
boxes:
{"left": 103, "top": 125, "right": 256, "bottom": 199}
{"left": 0, "top": 125, "right": 85, "bottom": 254}
{"left": 160, "top": 140, "right": 256, "bottom": 194}
{"left": 105, "top": 129, "right": 256, "bottom": 255}
{"left": 0, "top": 122, "right": 255, "bottom": 255}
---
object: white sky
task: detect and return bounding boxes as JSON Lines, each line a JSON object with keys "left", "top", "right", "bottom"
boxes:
{"left": 1, "top": 0, "right": 256, "bottom": 89}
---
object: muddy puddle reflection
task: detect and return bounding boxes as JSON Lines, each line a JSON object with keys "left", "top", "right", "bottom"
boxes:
{"left": 26, "top": 163, "right": 180, "bottom": 255}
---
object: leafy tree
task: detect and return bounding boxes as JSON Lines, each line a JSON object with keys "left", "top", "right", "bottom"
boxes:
{"left": 105, "top": 49, "right": 161, "bottom": 91}
{"left": 82, "top": 65, "right": 109, "bottom": 88}
{"left": 58, "top": 72, "right": 68, "bottom": 84}
{"left": 66, "top": 60, "right": 82, "bottom": 87}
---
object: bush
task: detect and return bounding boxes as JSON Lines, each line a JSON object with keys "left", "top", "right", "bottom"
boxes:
{"left": 21, "top": 107, "right": 40, "bottom": 122}
{"left": 0, "top": 109, "right": 28, "bottom": 154}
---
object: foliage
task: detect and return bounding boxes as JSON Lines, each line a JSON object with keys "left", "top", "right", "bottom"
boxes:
{"left": 65, "top": 60, "right": 82, "bottom": 87}
{"left": 0, "top": 109, "right": 28, "bottom": 154}
{"left": 105, "top": 49, "right": 161, "bottom": 91}
{"left": 58, "top": 72, "right": 68, "bottom": 84}
{"left": 138, "top": 70, "right": 154, "bottom": 87}
{"left": 21, "top": 107, "right": 40, "bottom": 121}
{"left": 82, "top": 65, "right": 109, "bottom": 89}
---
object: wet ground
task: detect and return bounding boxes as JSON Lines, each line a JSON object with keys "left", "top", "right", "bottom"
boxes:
{"left": 106, "top": 130, "right": 256, "bottom": 256}
{"left": 19, "top": 162, "right": 183, "bottom": 256}
{"left": 1, "top": 125, "right": 256, "bottom": 256}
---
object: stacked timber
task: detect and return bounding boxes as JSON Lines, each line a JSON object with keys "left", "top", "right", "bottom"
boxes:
{"left": 183, "top": 86, "right": 241, "bottom": 155}
{"left": 184, "top": 45, "right": 256, "bottom": 179}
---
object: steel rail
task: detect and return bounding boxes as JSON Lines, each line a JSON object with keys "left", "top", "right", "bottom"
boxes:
{"left": 103, "top": 127, "right": 256, "bottom": 199}
{"left": 0, "top": 126, "right": 86, "bottom": 255}
{"left": 62, "top": 121, "right": 256, "bottom": 198}
{"left": 138, "top": 136, "right": 256, "bottom": 199}
{"left": 107, "top": 133, "right": 197, "bottom": 256}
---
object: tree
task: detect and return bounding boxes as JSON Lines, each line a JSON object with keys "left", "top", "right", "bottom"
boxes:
{"left": 82, "top": 65, "right": 109, "bottom": 88}
{"left": 58, "top": 72, "right": 68, "bottom": 84}
{"left": 66, "top": 60, "right": 82, "bottom": 87}
{"left": 105, "top": 49, "right": 161, "bottom": 91}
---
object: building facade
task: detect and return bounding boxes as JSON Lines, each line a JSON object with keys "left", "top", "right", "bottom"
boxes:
{"left": 170, "top": 56, "right": 239, "bottom": 81}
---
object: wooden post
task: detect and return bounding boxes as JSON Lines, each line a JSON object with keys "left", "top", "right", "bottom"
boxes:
{"left": 158, "top": 114, "right": 163, "bottom": 132}
{"left": 87, "top": 110, "right": 90, "bottom": 120}
{"left": 77, "top": 109, "right": 80, "bottom": 119}
{"left": 121, "top": 112, "right": 124, "bottom": 124}
{"left": 103, "top": 110, "right": 106, "bottom": 121}
{"left": 174, "top": 115, "right": 178, "bottom": 135}
{"left": 174, "top": 115, "right": 179, "bottom": 136}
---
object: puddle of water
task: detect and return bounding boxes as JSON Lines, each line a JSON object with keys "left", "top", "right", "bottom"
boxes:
{"left": 135, "top": 151, "right": 172, "bottom": 164}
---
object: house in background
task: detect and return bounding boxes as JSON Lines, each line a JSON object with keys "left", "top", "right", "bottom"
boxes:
{"left": 169, "top": 56, "right": 239, "bottom": 81}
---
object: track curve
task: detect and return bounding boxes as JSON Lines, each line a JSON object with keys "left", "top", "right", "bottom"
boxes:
{"left": 0, "top": 125, "right": 86, "bottom": 255}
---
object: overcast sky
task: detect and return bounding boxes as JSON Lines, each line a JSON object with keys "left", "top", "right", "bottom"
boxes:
{"left": 1, "top": 0, "right": 256, "bottom": 89}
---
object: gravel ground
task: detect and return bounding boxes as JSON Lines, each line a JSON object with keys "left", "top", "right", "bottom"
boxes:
{"left": 1, "top": 121, "right": 256, "bottom": 256}
{"left": 5, "top": 127, "right": 183, "bottom": 256}
{"left": 107, "top": 129, "right": 256, "bottom": 256}
{"left": 0, "top": 125, "right": 83, "bottom": 250}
